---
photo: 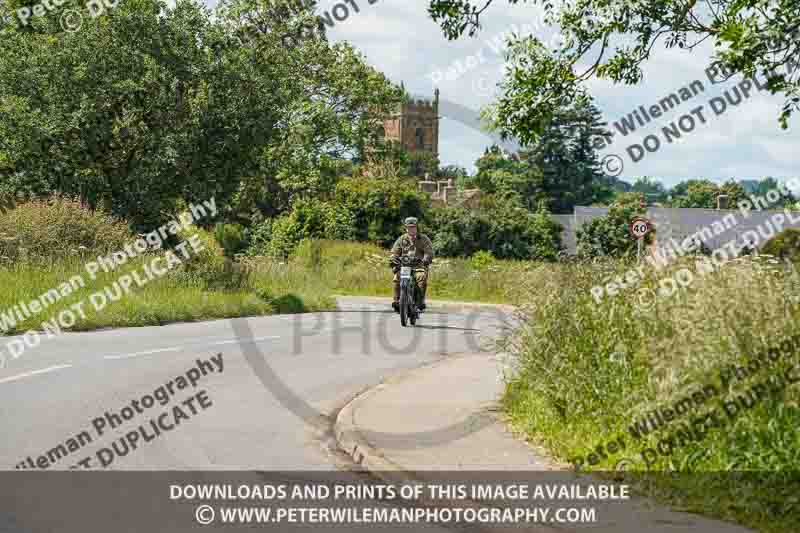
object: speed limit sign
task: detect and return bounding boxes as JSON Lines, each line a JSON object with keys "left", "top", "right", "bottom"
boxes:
{"left": 629, "top": 217, "right": 651, "bottom": 239}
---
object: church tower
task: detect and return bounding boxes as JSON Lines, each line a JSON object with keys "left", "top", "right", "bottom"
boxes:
{"left": 382, "top": 87, "right": 440, "bottom": 158}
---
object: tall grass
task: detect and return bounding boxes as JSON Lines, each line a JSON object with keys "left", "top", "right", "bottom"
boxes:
{"left": 243, "top": 238, "right": 540, "bottom": 304}
{"left": 1, "top": 238, "right": 534, "bottom": 336}
{"left": 0, "top": 256, "right": 271, "bottom": 333}
{"left": 502, "top": 254, "right": 800, "bottom": 532}
{"left": 0, "top": 195, "right": 133, "bottom": 263}
{"left": 0, "top": 193, "right": 532, "bottom": 337}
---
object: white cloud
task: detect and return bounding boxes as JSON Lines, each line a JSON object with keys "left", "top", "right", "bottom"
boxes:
{"left": 202, "top": 0, "right": 800, "bottom": 182}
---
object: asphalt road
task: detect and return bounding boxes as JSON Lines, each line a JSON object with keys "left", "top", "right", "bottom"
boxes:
{"left": 0, "top": 297, "right": 513, "bottom": 471}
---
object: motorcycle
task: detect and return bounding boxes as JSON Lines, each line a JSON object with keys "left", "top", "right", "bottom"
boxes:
{"left": 393, "top": 255, "right": 423, "bottom": 327}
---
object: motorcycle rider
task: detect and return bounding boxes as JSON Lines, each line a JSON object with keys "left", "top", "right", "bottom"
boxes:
{"left": 390, "top": 217, "right": 434, "bottom": 312}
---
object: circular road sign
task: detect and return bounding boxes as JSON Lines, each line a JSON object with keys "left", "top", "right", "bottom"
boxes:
{"left": 629, "top": 217, "right": 651, "bottom": 239}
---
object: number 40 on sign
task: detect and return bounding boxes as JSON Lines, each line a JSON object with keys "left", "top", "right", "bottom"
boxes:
{"left": 629, "top": 217, "right": 651, "bottom": 239}
{"left": 630, "top": 217, "right": 651, "bottom": 263}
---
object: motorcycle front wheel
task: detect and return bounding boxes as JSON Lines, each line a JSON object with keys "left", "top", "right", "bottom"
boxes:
{"left": 409, "top": 283, "right": 418, "bottom": 326}
{"left": 400, "top": 285, "right": 409, "bottom": 327}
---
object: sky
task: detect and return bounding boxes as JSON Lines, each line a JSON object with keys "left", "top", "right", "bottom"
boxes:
{"left": 210, "top": 0, "right": 800, "bottom": 189}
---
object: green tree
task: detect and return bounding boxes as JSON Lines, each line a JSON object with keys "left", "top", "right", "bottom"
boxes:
{"left": 718, "top": 180, "right": 749, "bottom": 208}
{"left": 669, "top": 179, "right": 747, "bottom": 208}
{"left": 0, "top": 0, "right": 400, "bottom": 230}
{"left": 2, "top": 0, "right": 250, "bottom": 228}
{"left": 428, "top": 0, "right": 800, "bottom": 141}
{"left": 427, "top": 195, "right": 562, "bottom": 260}
{"left": 631, "top": 176, "right": 668, "bottom": 203}
{"left": 468, "top": 146, "right": 543, "bottom": 209}
{"left": 750, "top": 177, "right": 797, "bottom": 208}
{"left": 469, "top": 146, "right": 518, "bottom": 193}
{"left": 467, "top": 95, "right": 607, "bottom": 214}
{"left": 576, "top": 193, "right": 650, "bottom": 258}
{"left": 762, "top": 229, "right": 800, "bottom": 261}
{"left": 590, "top": 175, "right": 633, "bottom": 206}
{"left": 437, "top": 164, "right": 469, "bottom": 184}
{"left": 519, "top": 95, "right": 607, "bottom": 213}
{"left": 333, "top": 175, "right": 426, "bottom": 247}
{"left": 404, "top": 151, "right": 440, "bottom": 178}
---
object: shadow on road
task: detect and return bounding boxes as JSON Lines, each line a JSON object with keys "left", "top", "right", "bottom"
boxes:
{"left": 331, "top": 309, "right": 481, "bottom": 318}
{"left": 413, "top": 324, "right": 480, "bottom": 332}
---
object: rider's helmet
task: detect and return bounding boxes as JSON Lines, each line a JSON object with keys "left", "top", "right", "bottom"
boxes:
{"left": 404, "top": 217, "right": 418, "bottom": 227}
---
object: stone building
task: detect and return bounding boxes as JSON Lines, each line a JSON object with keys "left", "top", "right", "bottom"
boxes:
{"left": 382, "top": 88, "right": 440, "bottom": 158}
{"left": 417, "top": 175, "right": 482, "bottom": 208}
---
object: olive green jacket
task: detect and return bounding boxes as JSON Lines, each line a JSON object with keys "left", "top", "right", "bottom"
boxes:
{"left": 390, "top": 233, "right": 434, "bottom": 265}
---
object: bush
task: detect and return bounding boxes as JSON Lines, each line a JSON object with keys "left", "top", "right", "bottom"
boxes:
{"left": 526, "top": 209, "right": 564, "bottom": 261}
{"left": 175, "top": 224, "right": 250, "bottom": 291}
{"left": 214, "top": 223, "right": 248, "bottom": 257}
{"left": 334, "top": 176, "right": 426, "bottom": 247}
{"left": 323, "top": 203, "right": 358, "bottom": 241}
{"left": 576, "top": 195, "right": 650, "bottom": 258}
{"left": 762, "top": 229, "right": 800, "bottom": 261}
{"left": 487, "top": 199, "right": 563, "bottom": 260}
{"left": 470, "top": 250, "right": 495, "bottom": 271}
{"left": 244, "top": 219, "right": 274, "bottom": 257}
{"left": 428, "top": 206, "right": 488, "bottom": 258}
{"left": 263, "top": 215, "right": 299, "bottom": 258}
{"left": 266, "top": 199, "right": 326, "bottom": 259}
{"left": 247, "top": 179, "right": 424, "bottom": 258}
{"left": 427, "top": 196, "right": 562, "bottom": 260}
{"left": 0, "top": 195, "right": 134, "bottom": 263}
{"left": 248, "top": 199, "right": 359, "bottom": 259}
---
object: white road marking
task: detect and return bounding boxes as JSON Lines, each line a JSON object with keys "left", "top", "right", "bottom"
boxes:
{"left": 104, "top": 347, "right": 181, "bottom": 360}
{"left": 212, "top": 336, "right": 280, "bottom": 346}
{"left": 211, "top": 339, "right": 240, "bottom": 346}
{"left": 103, "top": 336, "right": 282, "bottom": 358}
{"left": 0, "top": 364, "right": 73, "bottom": 385}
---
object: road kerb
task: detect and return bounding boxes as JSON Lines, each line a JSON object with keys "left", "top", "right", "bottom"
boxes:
{"left": 333, "top": 356, "right": 562, "bottom": 533}
{"left": 333, "top": 354, "right": 476, "bottom": 483}
{"left": 335, "top": 381, "right": 412, "bottom": 482}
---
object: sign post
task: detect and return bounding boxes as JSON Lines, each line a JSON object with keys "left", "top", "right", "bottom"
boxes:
{"left": 629, "top": 217, "right": 651, "bottom": 263}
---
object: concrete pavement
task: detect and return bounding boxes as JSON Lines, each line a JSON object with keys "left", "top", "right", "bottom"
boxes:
{"left": 334, "top": 352, "right": 755, "bottom": 533}
{"left": 335, "top": 352, "right": 559, "bottom": 472}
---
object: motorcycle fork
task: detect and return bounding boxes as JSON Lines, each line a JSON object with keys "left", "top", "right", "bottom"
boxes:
{"left": 400, "top": 277, "right": 417, "bottom": 306}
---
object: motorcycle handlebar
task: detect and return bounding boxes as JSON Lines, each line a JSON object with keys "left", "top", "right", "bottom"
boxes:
{"left": 390, "top": 256, "right": 426, "bottom": 267}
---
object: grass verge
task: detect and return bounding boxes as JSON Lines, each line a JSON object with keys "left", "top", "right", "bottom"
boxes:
{"left": 0, "top": 256, "right": 335, "bottom": 335}
{"left": 244, "top": 239, "right": 540, "bottom": 305}
{"left": 502, "top": 254, "right": 800, "bottom": 533}
{"left": 1, "top": 239, "right": 528, "bottom": 337}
